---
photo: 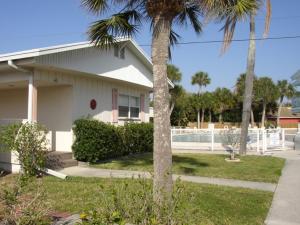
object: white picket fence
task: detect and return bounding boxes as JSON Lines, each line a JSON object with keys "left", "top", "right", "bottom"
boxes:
{"left": 171, "top": 127, "right": 297, "bottom": 153}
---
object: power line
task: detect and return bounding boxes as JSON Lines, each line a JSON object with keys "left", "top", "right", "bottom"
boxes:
{"left": 140, "top": 35, "right": 300, "bottom": 47}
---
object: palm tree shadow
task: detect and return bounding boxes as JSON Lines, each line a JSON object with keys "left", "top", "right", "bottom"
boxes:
{"left": 173, "top": 155, "right": 210, "bottom": 175}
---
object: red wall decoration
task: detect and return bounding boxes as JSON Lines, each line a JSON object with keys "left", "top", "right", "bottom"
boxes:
{"left": 90, "top": 99, "right": 97, "bottom": 110}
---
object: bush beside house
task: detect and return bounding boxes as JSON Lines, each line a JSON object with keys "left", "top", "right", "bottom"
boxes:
{"left": 72, "top": 119, "right": 153, "bottom": 163}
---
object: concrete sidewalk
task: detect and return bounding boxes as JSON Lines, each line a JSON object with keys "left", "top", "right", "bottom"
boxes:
{"left": 59, "top": 166, "right": 276, "bottom": 192}
{"left": 265, "top": 151, "right": 300, "bottom": 225}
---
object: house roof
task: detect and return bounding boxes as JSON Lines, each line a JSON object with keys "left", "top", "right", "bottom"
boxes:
{"left": 0, "top": 38, "right": 174, "bottom": 88}
{"left": 268, "top": 107, "right": 300, "bottom": 118}
{"left": 0, "top": 37, "right": 152, "bottom": 69}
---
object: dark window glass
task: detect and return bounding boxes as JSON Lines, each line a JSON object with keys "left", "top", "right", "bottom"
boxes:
{"left": 130, "top": 107, "right": 139, "bottom": 118}
{"left": 120, "top": 48, "right": 125, "bottom": 59}
{"left": 114, "top": 45, "right": 119, "bottom": 57}
{"left": 119, "top": 106, "right": 129, "bottom": 117}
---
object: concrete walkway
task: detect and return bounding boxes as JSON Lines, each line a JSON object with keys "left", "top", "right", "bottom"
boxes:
{"left": 265, "top": 151, "right": 300, "bottom": 225}
{"left": 59, "top": 166, "right": 276, "bottom": 192}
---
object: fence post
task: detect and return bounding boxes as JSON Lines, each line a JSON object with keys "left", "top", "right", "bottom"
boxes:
{"left": 262, "top": 129, "right": 267, "bottom": 154}
{"left": 211, "top": 128, "right": 214, "bottom": 151}
{"left": 256, "top": 129, "right": 260, "bottom": 153}
{"left": 282, "top": 129, "right": 285, "bottom": 150}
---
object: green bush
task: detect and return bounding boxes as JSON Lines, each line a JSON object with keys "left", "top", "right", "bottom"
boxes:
{"left": 121, "top": 123, "right": 153, "bottom": 154}
{"left": 0, "top": 122, "right": 48, "bottom": 177}
{"left": 72, "top": 119, "right": 125, "bottom": 163}
{"left": 72, "top": 119, "right": 153, "bottom": 163}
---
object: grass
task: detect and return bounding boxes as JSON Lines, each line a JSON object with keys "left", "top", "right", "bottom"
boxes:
{"left": 90, "top": 153, "right": 285, "bottom": 183}
{"left": 0, "top": 175, "right": 273, "bottom": 225}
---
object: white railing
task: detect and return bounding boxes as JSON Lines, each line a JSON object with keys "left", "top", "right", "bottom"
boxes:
{"left": 171, "top": 127, "right": 297, "bottom": 153}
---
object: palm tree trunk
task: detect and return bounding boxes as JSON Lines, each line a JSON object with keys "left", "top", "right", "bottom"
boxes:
{"left": 277, "top": 97, "right": 284, "bottom": 127}
{"left": 251, "top": 108, "right": 255, "bottom": 127}
{"left": 261, "top": 102, "right": 267, "bottom": 128}
{"left": 239, "top": 12, "right": 256, "bottom": 155}
{"left": 219, "top": 113, "right": 223, "bottom": 123}
{"left": 197, "top": 110, "right": 200, "bottom": 129}
{"left": 209, "top": 110, "right": 212, "bottom": 123}
{"left": 152, "top": 16, "right": 172, "bottom": 206}
{"left": 169, "top": 102, "right": 175, "bottom": 117}
{"left": 201, "top": 108, "right": 205, "bottom": 128}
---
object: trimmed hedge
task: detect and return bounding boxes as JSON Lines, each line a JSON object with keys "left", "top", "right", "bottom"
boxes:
{"left": 72, "top": 119, "right": 153, "bottom": 163}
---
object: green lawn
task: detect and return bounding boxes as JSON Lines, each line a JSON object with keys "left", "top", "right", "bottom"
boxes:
{"left": 0, "top": 175, "right": 273, "bottom": 225}
{"left": 90, "top": 153, "right": 285, "bottom": 183}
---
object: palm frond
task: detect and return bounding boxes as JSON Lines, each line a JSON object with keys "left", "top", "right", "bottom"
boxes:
{"left": 81, "top": 0, "right": 109, "bottom": 14}
{"left": 263, "top": 0, "right": 271, "bottom": 38}
{"left": 175, "top": 4, "right": 203, "bottom": 34}
{"left": 88, "top": 10, "right": 142, "bottom": 48}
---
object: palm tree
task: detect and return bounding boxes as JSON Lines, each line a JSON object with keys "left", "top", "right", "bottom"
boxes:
{"left": 235, "top": 73, "right": 257, "bottom": 127}
{"left": 191, "top": 71, "right": 210, "bottom": 128}
{"left": 214, "top": 88, "right": 234, "bottom": 123}
{"left": 239, "top": 0, "right": 271, "bottom": 155}
{"left": 168, "top": 64, "right": 183, "bottom": 115}
{"left": 167, "top": 64, "right": 182, "bottom": 84}
{"left": 191, "top": 71, "right": 211, "bottom": 94}
{"left": 255, "top": 77, "right": 279, "bottom": 127}
{"left": 277, "top": 80, "right": 295, "bottom": 126}
{"left": 81, "top": 0, "right": 256, "bottom": 208}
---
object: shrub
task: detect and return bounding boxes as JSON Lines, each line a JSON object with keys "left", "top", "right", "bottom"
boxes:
{"left": 0, "top": 122, "right": 48, "bottom": 176}
{"left": 121, "top": 123, "right": 153, "bottom": 154}
{"left": 72, "top": 119, "right": 153, "bottom": 163}
{"left": 80, "top": 178, "right": 184, "bottom": 225}
{"left": 72, "top": 119, "right": 125, "bottom": 163}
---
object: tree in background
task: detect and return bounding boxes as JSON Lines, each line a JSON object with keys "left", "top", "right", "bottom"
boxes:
{"left": 203, "top": 92, "right": 216, "bottom": 123}
{"left": 239, "top": 0, "right": 271, "bottom": 155}
{"left": 255, "top": 77, "right": 279, "bottom": 127}
{"left": 191, "top": 71, "right": 211, "bottom": 94}
{"left": 277, "top": 80, "right": 295, "bottom": 126}
{"left": 235, "top": 73, "right": 257, "bottom": 126}
{"left": 81, "top": 0, "right": 257, "bottom": 210}
{"left": 214, "top": 88, "right": 235, "bottom": 123}
{"left": 191, "top": 71, "right": 211, "bottom": 128}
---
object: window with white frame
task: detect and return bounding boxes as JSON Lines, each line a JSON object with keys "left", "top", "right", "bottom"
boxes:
{"left": 118, "top": 94, "right": 140, "bottom": 118}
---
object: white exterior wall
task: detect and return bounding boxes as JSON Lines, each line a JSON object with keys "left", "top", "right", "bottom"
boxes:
{"left": 0, "top": 88, "right": 27, "bottom": 119}
{"left": 71, "top": 75, "right": 150, "bottom": 123}
{"left": 36, "top": 46, "right": 153, "bottom": 88}
{"left": 38, "top": 86, "right": 73, "bottom": 151}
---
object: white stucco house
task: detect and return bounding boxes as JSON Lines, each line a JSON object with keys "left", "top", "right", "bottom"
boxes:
{"left": 0, "top": 38, "right": 158, "bottom": 172}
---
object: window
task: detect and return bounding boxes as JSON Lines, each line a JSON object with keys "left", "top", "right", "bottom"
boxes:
{"left": 118, "top": 94, "right": 140, "bottom": 118}
{"left": 114, "top": 45, "right": 126, "bottom": 59}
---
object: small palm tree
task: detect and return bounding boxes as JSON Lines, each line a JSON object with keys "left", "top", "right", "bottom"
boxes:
{"left": 214, "top": 88, "right": 234, "bottom": 123}
{"left": 167, "top": 64, "right": 182, "bottom": 84}
{"left": 277, "top": 80, "right": 295, "bottom": 126}
{"left": 255, "top": 77, "right": 280, "bottom": 127}
{"left": 81, "top": 0, "right": 257, "bottom": 208}
{"left": 191, "top": 71, "right": 211, "bottom": 94}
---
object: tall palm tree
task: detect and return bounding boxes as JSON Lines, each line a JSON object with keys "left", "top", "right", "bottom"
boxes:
{"left": 277, "top": 80, "right": 295, "bottom": 126}
{"left": 239, "top": 0, "right": 271, "bottom": 155}
{"left": 191, "top": 71, "right": 210, "bottom": 128}
{"left": 81, "top": 0, "right": 256, "bottom": 208}
{"left": 191, "top": 71, "right": 211, "bottom": 94}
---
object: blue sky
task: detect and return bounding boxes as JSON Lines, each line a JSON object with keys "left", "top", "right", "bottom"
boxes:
{"left": 0, "top": 0, "right": 299, "bottom": 93}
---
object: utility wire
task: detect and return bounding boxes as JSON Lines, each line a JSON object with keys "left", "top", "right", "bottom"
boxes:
{"left": 140, "top": 35, "right": 300, "bottom": 46}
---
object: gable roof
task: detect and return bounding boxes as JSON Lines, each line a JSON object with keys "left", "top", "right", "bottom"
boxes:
{"left": 0, "top": 37, "right": 152, "bottom": 71}
{"left": 0, "top": 38, "right": 174, "bottom": 89}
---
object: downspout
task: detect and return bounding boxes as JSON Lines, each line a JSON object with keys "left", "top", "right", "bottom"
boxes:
{"left": 7, "top": 60, "right": 33, "bottom": 122}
